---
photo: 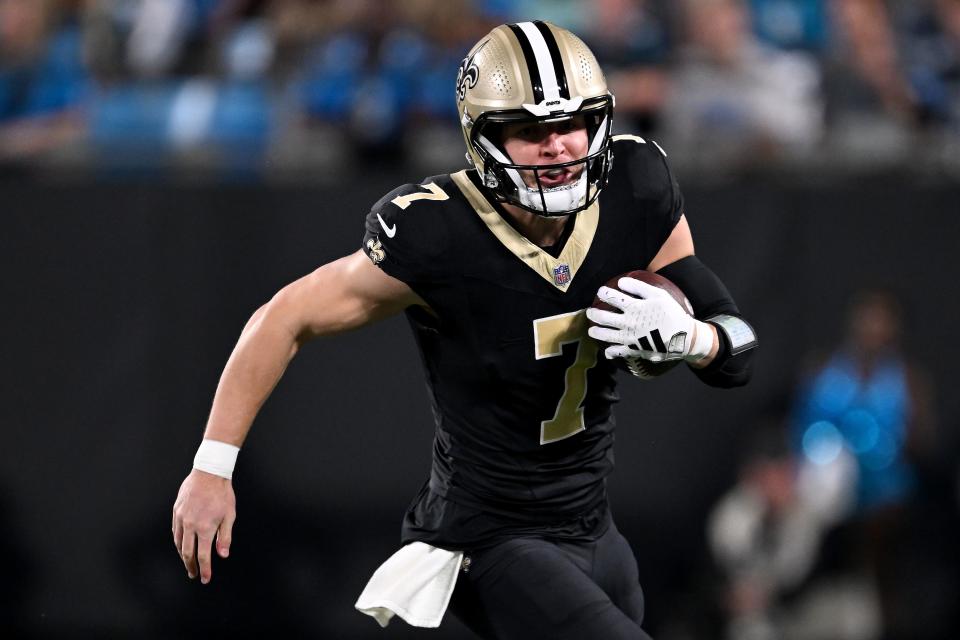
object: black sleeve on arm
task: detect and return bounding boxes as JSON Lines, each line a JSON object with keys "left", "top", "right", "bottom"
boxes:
{"left": 657, "top": 255, "right": 755, "bottom": 388}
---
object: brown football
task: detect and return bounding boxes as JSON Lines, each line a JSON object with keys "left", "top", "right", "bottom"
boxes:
{"left": 590, "top": 270, "right": 694, "bottom": 379}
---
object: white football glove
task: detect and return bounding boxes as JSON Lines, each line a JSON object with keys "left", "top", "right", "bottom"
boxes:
{"left": 586, "top": 277, "right": 715, "bottom": 363}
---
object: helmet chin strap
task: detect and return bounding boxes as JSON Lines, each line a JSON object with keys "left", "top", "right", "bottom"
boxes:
{"left": 476, "top": 134, "right": 588, "bottom": 215}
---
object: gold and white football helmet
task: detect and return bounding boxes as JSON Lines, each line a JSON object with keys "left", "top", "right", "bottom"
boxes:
{"left": 455, "top": 21, "right": 614, "bottom": 217}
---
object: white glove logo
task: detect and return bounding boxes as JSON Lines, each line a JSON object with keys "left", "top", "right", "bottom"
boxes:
{"left": 586, "top": 277, "right": 712, "bottom": 363}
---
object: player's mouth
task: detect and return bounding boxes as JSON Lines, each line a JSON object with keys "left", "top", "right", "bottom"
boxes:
{"left": 535, "top": 166, "right": 580, "bottom": 188}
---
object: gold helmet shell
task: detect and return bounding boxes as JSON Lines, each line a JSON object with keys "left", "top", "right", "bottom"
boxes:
{"left": 455, "top": 21, "right": 614, "bottom": 216}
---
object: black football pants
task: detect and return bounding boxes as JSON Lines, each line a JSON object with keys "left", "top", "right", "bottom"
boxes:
{"left": 448, "top": 521, "right": 653, "bottom": 640}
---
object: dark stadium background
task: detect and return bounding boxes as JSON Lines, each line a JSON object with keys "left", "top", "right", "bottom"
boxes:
{"left": 4, "top": 175, "right": 958, "bottom": 638}
{"left": 3, "top": 1, "right": 960, "bottom": 638}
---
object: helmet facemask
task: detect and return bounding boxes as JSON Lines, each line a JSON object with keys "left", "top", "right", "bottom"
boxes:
{"left": 469, "top": 95, "right": 614, "bottom": 218}
{"left": 456, "top": 21, "right": 615, "bottom": 216}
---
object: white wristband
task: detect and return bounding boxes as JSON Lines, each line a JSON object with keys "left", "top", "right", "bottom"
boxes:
{"left": 685, "top": 320, "right": 715, "bottom": 363}
{"left": 193, "top": 439, "right": 240, "bottom": 480}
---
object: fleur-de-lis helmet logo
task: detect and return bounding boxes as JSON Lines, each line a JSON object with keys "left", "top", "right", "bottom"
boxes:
{"left": 455, "top": 41, "right": 486, "bottom": 103}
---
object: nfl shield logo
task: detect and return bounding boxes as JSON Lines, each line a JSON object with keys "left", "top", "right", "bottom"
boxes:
{"left": 553, "top": 264, "right": 571, "bottom": 286}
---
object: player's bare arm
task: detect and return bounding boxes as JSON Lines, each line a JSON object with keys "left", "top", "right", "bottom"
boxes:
{"left": 647, "top": 214, "right": 694, "bottom": 273}
{"left": 647, "top": 214, "right": 720, "bottom": 368}
{"left": 173, "top": 250, "right": 423, "bottom": 584}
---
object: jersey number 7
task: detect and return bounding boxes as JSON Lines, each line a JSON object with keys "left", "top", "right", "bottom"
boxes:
{"left": 533, "top": 310, "right": 600, "bottom": 444}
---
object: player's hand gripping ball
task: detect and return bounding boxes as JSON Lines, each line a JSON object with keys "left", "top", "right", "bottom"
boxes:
{"left": 586, "top": 270, "right": 696, "bottom": 379}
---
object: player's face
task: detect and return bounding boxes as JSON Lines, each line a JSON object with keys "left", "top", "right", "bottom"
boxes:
{"left": 501, "top": 116, "right": 588, "bottom": 189}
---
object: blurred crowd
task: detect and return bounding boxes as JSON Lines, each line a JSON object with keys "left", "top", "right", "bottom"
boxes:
{"left": 2, "top": 0, "right": 960, "bottom": 177}
{"left": 691, "top": 290, "right": 956, "bottom": 640}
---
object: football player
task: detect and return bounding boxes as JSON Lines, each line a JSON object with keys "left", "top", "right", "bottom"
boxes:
{"left": 172, "top": 21, "right": 757, "bottom": 639}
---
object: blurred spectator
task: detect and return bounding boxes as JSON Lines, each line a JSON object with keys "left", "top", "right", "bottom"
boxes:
{"left": 82, "top": 0, "right": 276, "bottom": 174}
{"left": 828, "top": 0, "right": 915, "bottom": 119}
{"left": 709, "top": 424, "right": 867, "bottom": 640}
{"left": 790, "top": 289, "right": 937, "bottom": 639}
{"left": 821, "top": 0, "right": 927, "bottom": 161}
{"left": 792, "top": 290, "right": 935, "bottom": 513}
{"left": 898, "top": 0, "right": 960, "bottom": 130}
{"left": 661, "top": 0, "right": 824, "bottom": 167}
{"left": 82, "top": 0, "right": 221, "bottom": 80}
{"left": 291, "top": 0, "right": 484, "bottom": 159}
{"left": 582, "top": 0, "right": 672, "bottom": 136}
{"left": 0, "top": 0, "right": 87, "bottom": 161}
{"left": 750, "top": 0, "right": 830, "bottom": 52}
{"left": 127, "top": 0, "right": 201, "bottom": 77}
{"left": 0, "top": 0, "right": 958, "bottom": 174}
{"left": 0, "top": 0, "right": 53, "bottom": 66}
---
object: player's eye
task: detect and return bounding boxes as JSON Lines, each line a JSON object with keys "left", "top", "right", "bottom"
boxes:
{"left": 518, "top": 126, "right": 538, "bottom": 139}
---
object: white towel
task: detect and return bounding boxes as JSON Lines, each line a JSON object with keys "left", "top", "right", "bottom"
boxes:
{"left": 355, "top": 542, "right": 464, "bottom": 628}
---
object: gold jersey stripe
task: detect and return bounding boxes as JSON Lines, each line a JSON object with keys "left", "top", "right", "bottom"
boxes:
{"left": 450, "top": 170, "right": 599, "bottom": 292}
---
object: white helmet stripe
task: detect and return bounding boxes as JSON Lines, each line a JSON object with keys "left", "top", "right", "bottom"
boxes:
{"left": 477, "top": 133, "right": 511, "bottom": 163}
{"left": 516, "top": 22, "right": 561, "bottom": 102}
{"left": 588, "top": 116, "right": 609, "bottom": 155}
{"left": 477, "top": 133, "right": 529, "bottom": 192}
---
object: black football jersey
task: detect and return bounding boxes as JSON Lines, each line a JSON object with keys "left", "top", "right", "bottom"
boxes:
{"left": 362, "top": 136, "right": 684, "bottom": 548}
